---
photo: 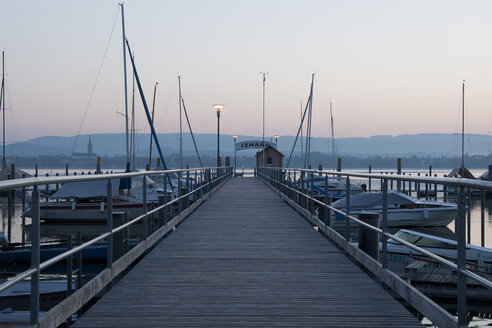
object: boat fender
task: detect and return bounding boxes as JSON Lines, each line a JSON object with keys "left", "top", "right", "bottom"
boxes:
{"left": 72, "top": 201, "right": 76, "bottom": 211}
{"left": 100, "top": 202, "right": 104, "bottom": 213}
{"left": 0, "top": 232, "right": 9, "bottom": 247}
{"left": 423, "top": 208, "right": 429, "bottom": 219}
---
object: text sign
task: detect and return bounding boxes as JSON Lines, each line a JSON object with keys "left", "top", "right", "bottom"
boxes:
{"left": 235, "top": 140, "right": 275, "bottom": 151}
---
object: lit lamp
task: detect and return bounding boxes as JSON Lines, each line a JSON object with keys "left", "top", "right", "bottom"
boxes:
{"left": 274, "top": 135, "right": 279, "bottom": 149}
{"left": 213, "top": 104, "right": 225, "bottom": 167}
{"left": 233, "top": 135, "right": 238, "bottom": 176}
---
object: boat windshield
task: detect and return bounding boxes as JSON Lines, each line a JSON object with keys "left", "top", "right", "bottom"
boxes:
{"left": 388, "top": 231, "right": 421, "bottom": 245}
{"left": 414, "top": 237, "right": 456, "bottom": 249}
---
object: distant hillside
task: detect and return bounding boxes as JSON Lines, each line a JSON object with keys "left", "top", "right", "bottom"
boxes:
{"left": 5, "top": 133, "right": 492, "bottom": 158}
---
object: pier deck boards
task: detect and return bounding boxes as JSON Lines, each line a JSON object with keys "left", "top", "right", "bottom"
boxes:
{"left": 73, "top": 178, "right": 422, "bottom": 327}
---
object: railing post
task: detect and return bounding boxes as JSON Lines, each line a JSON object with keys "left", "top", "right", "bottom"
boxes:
{"left": 30, "top": 186, "right": 40, "bottom": 326}
{"left": 143, "top": 175, "right": 148, "bottom": 238}
{"left": 345, "top": 176, "right": 351, "bottom": 241}
{"left": 163, "top": 179, "right": 168, "bottom": 225}
{"left": 382, "top": 179, "right": 388, "bottom": 269}
{"left": 368, "top": 165, "right": 372, "bottom": 191}
{"left": 186, "top": 168, "right": 190, "bottom": 208}
{"left": 158, "top": 195, "right": 165, "bottom": 227}
{"left": 309, "top": 171, "right": 314, "bottom": 215}
{"left": 293, "top": 171, "right": 297, "bottom": 204}
{"left": 467, "top": 189, "right": 471, "bottom": 244}
{"left": 481, "top": 189, "right": 485, "bottom": 247}
{"left": 396, "top": 158, "right": 401, "bottom": 192}
{"left": 457, "top": 186, "right": 467, "bottom": 327}
{"left": 324, "top": 175, "right": 332, "bottom": 227}
{"left": 194, "top": 170, "right": 198, "bottom": 202}
{"left": 75, "top": 231, "right": 82, "bottom": 290}
{"left": 106, "top": 179, "right": 113, "bottom": 268}
{"left": 21, "top": 174, "right": 26, "bottom": 246}
{"left": 67, "top": 234, "right": 73, "bottom": 297}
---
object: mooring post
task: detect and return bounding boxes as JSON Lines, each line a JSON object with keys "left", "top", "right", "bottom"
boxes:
{"left": 106, "top": 180, "right": 113, "bottom": 268}
{"left": 382, "top": 179, "right": 388, "bottom": 268}
{"left": 345, "top": 176, "right": 351, "bottom": 241}
{"left": 397, "top": 158, "right": 401, "bottom": 192}
{"left": 457, "top": 186, "right": 467, "bottom": 327}
{"left": 358, "top": 212, "right": 380, "bottom": 261}
{"left": 97, "top": 157, "right": 101, "bottom": 174}
{"left": 65, "top": 163, "right": 69, "bottom": 176}
{"left": 337, "top": 157, "right": 341, "bottom": 174}
{"left": 30, "top": 186, "right": 40, "bottom": 326}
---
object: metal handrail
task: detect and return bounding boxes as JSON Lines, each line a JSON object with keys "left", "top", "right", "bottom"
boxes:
{"left": 0, "top": 167, "right": 219, "bottom": 191}
{"left": 0, "top": 166, "right": 232, "bottom": 326}
{"left": 257, "top": 166, "right": 492, "bottom": 328}
{"left": 277, "top": 176, "right": 492, "bottom": 290}
{"left": 289, "top": 167, "right": 492, "bottom": 190}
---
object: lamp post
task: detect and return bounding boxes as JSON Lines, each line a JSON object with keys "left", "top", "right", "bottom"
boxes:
{"left": 274, "top": 135, "right": 279, "bottom": 149}
{"left": 213, "top": 104, "right": 225, "bottom": 167}
{"left": 233, "top": 135, "right": 238, "bottom": 176}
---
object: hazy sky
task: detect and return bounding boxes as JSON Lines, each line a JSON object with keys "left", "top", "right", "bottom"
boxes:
{"left": 1, "top": 0, "right": 492, "bottom": 143}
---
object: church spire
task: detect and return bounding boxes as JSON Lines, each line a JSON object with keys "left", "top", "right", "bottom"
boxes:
{"left": 87, "top": 135, "right": 93, "bottom": 155}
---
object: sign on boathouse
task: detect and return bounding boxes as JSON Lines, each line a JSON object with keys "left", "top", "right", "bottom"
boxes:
{"left": 235, "top": 140, "right": 275, "bottom": 151}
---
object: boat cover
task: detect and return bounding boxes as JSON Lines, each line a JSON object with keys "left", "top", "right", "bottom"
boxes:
{"left": 50, "top": 179, "right": 120, "bottom": 200}
{"left": 332, "top": 191, "right": 417, "bottom": 210}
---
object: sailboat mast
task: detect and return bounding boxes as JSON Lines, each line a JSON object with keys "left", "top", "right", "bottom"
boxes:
{"left": 120, "top": 3, "right": 130, "bottom": 165}
{"left": 300, "top": 100, "right": 303, "bottom": 168}
{"left": 330, "top": 101, "right": 336, "bottom": 171}
{"left": 461, "top": 80, "right": 465, "bottom": 178}
{"left": 178, "top": 75, "right": 183, "bottom": 169}
{"left": 261, "top": 72, "right": 267, "bottom": 166}
{"left": 131, "top": 52, "right": 136, "bottom": 170}
{"left": 305, "top": 73, "right": 315, "bottom": 169}
{"left": 149, "top": 82, "right": 158, "bottom": 168}
{"left": 2, "top": 51, "right": 5, "bottom": 166}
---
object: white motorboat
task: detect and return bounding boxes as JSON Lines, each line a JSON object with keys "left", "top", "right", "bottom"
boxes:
{"left": 296, "top": 174, "right": 364, "bottom": 201}
{"left": 26, "top": 176, "right": 169, "bottom": 223}
{"left": 332, "top": 191, "right": 457, "bottom": 227}
{"left": 384, "top": 229, "right": 492, "bottom": 277}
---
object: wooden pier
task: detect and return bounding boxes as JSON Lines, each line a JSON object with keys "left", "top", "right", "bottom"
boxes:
{"left": 73, "top": 178, "right": 422, "bottom": 327}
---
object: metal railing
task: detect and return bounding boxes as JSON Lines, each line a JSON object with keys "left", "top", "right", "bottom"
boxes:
{"left": 0, "top": 166, "right": 232, "bottom": 327}
{"left": 257, "top": 166, "right": 492, "bottom": 328}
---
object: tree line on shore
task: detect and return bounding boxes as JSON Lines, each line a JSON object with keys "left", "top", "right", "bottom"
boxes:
{"left": 6, "top": 152, "right": 492, "bottom": 170}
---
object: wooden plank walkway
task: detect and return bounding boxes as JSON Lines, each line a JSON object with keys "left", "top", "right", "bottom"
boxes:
{"left": 73, "top": 178, "right": 422, "bottom": 327}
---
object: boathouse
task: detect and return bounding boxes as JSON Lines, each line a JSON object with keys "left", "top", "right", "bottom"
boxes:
{"left": 256, "top": 145, "right": 284, "bottom": 167}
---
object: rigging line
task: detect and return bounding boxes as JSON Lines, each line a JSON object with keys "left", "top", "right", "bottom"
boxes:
{"left": 181, "top": 97, "right": 203, "bottom": 168}
{"left": 125, "top": 38, "right": 175, "bottom": 196}
{"left": 286, "top": 94, "right": 312, "bottom": 168}
{"left": 63, "top": 7, "right": 120, "bottom": 155}
{"left": 69, "top": 9, "right": 119, "bottom": 159}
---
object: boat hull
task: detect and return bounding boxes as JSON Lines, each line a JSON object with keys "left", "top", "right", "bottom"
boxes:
{"left": 335, "top": 207, "right": 456, "bottom": 227}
